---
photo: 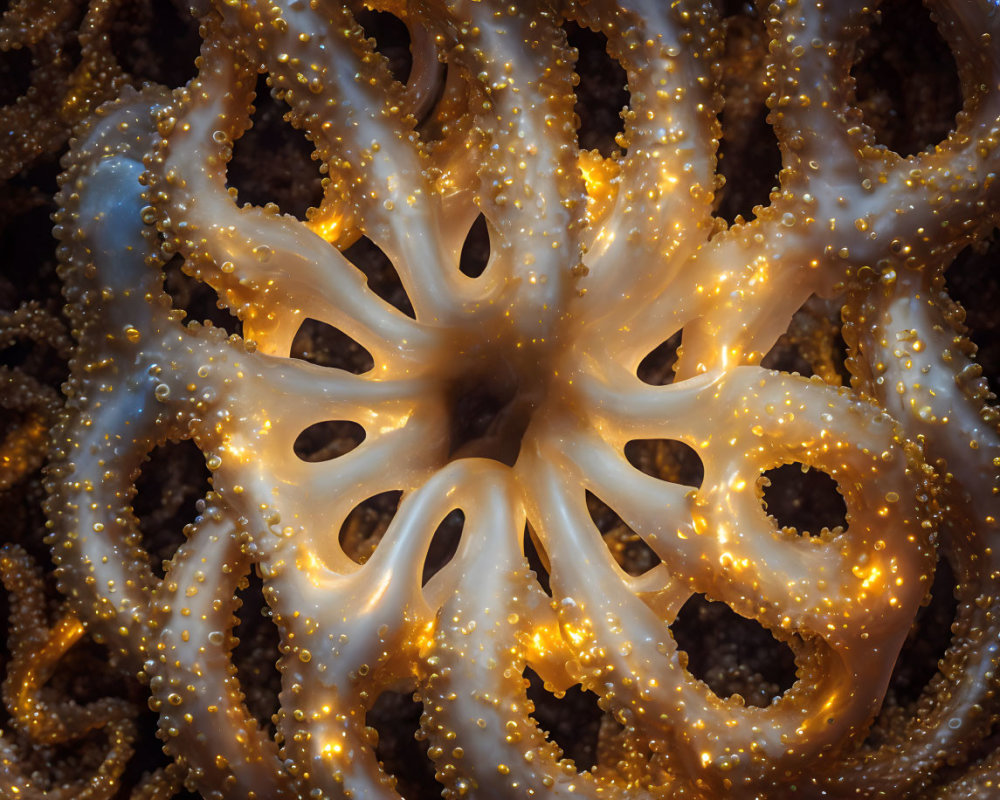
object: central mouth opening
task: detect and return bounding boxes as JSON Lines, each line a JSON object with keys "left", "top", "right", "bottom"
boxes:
{"left": 446, "top": 355, "right": 543, "bottom": 467}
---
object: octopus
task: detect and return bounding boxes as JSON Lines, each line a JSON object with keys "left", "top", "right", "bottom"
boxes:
{"left": 0, "top": 0, "right": 998, "bottom": 798}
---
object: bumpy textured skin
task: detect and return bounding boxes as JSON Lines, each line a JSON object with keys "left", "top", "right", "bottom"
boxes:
{"left": 0, "top": 0, "right": 130, "bottom": 179}
{"left": 0, "top": 0, "right": 990, "bottom": 798}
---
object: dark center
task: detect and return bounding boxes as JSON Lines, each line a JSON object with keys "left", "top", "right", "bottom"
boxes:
{"left": 445, "top": 345, "right": 548, "bottom": 467}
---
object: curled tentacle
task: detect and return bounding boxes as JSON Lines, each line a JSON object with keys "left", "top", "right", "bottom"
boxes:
{"left": 427, "top": 0, "right": 586, "bottom": 331}
{"left": 0, "top": 0, "right": 127, "bottom": 178}
{"left": 418, "top": 460, "right": 652, "bottom": 798}
{"left": 47, "top": 85, "right": 186, "bottom": 662}
{"left": 570, "top": 0, "right": 723, "bottom": 311}
{"left": 0, "top": 545, "right": 136, "bottom": 800}
{"left": 829, "top": 263, "right": 1000, "bottom": 796}
{"left": 147, "top": 20, "right": 441, "bottom": 357}
{"left": 265, "top": 462, "right": 476, "bottom": 799}
{"left": 146, "top": 499, "right": 297, "bottom": 800}
{"left": 0, "top": 303, "right": 71, "bottom": 490}
{"left": 231, "top": 0, "right": 472, "bottom": 323}
{"left": 522, "top": 366, "right": 934, "bottom": 793}
{"left": 622, "top": 0, "right": 1000, "bottom": 379}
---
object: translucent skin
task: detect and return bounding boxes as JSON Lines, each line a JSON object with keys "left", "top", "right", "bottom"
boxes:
{"left": 14, "top": 0, "right": 997, "bottom": 799}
